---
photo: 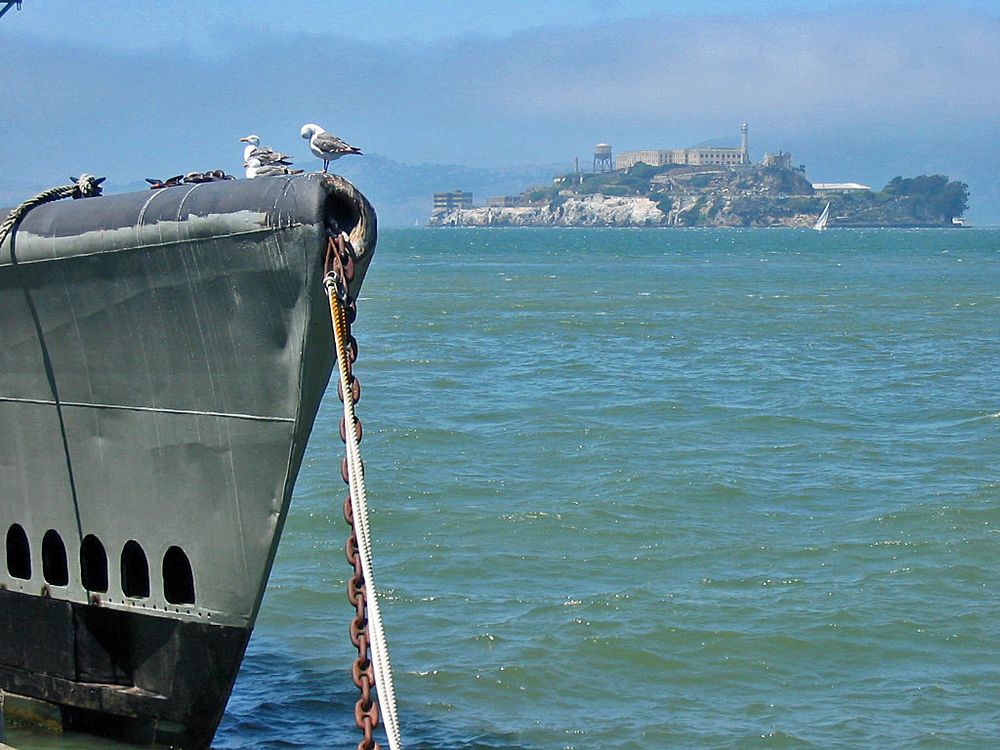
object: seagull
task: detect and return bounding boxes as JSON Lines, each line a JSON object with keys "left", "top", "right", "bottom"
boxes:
{"left": 300, "top": 123, "right": 362, "bottom": 172}
{"left": 239, "top": 135, "right": 293, "bottom": 166}
{"left": 245, "top": 159, "right": 305, "bottom": 179}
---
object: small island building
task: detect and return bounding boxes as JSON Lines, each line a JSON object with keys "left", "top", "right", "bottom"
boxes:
{"left": 433, "top": 190, "right": 474, "bottom": 211}
{"left": 811, "top": 182, "right": 871, "bottom": 195}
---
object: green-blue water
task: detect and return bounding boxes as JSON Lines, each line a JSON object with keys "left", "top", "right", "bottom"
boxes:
{"left": 10, "top": 228, "right": 999, "bottom": 749}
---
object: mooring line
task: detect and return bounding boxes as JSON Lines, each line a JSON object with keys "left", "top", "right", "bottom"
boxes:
{"left": 326, "top": 233, "right": 403, "bottom": 750}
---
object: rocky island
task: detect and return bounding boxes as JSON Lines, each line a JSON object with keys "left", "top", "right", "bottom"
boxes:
{"left": 429, "top": 164, "right": 969, "bottom": 229}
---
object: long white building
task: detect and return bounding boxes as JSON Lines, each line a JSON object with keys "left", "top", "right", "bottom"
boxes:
{"left": 615, "top": 123, "right": 750, "bottom": 171}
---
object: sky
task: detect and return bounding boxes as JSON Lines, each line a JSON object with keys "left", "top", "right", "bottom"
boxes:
{"left": 1, "top": 0, "right": 998, "bottom": 222}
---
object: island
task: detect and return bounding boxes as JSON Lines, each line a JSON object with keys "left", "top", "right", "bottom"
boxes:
{"left": 428, "top": 165, "right": 969, "bottom": 229}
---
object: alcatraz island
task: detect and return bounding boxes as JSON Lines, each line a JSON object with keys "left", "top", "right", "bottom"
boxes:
{"left": 429, "top": 124, "right": 969, "bottom": 228}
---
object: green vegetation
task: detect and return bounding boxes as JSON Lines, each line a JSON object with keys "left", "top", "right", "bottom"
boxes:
{"left": 624, "top": 163, "right": 660, "bottom": 181}
{"left": 880, "top": 175, "right": 969, "bottom": 221}
{"left": 686, "top": 173, "right": 716, "bottom": 189}
{"left": 524, "top": 185, "right": 561, "bottom": 203}
{"left": 652, "top": 193, "right": 673, "bottom": 214}
{"left": 784, "top": 196, "right": 826, "bottom": 213}
{"left": 600, "top": 185, "right": 634, "bottom": 197}
{"left": 574, "top": 164, "right": 668, "bottom": 196}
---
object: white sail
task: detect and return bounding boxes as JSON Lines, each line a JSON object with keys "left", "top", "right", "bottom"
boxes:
{"left": 813, "top": 202, "right": 830, "bottom": 231}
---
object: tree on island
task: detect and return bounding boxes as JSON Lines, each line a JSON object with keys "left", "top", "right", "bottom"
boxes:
{"left": 882, "top": 174, "right": 969, "bottom": 222}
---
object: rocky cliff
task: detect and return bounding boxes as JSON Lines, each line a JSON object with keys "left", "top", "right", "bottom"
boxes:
{"left": 432, "top": 194, "right": 664, "bottom": 227}
{"left": 429, "top": 164, "right": 968, "bottom": 228}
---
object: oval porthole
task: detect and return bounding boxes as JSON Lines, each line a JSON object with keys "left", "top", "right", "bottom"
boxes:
{"left": 42, "top": 529, "right": 69, "bottom": 586}
{"left": 81, "top": 534, "right": 109, "bottom": 593}
{"left": 5, "top": 524, "right": 31, "bottom": 580}
{"left": 121, "top": 540, "right": 150, "bottom": 599}
{"left": 163, "top": 546, "right": 195, "bottom": 605}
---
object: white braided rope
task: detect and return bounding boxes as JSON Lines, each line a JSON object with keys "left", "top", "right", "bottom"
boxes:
{"left": 329, "top": 274, "right": 404, "bottom": 750}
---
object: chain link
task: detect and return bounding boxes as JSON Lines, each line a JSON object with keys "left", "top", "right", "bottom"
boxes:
{"left": 327, "top": 232, "right": 381, "bottom": 750}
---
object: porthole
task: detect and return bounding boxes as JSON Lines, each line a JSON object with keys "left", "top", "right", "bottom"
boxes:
{"left": 163, "top": 546, "right": 196, "bottom": 605}
{"left": 42, "top": 529, "right": 69, "bottom": 586}
{"left": 5, "top": 524, "right": 31, "bottom": 580}
{"left": 121, "top": 540, "right": 150, "bottom": 598}
{"left": 81, "top": 534, "right": 109, "bottom": 593}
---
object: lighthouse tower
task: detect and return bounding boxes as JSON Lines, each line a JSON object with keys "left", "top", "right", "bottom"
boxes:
{"left": 740, "top": 123, "right": 749, "bottom": 164}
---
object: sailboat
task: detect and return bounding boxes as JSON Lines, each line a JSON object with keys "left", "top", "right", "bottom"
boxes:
{"left": 813, "top": 201, "right": 830, "bottom": 231}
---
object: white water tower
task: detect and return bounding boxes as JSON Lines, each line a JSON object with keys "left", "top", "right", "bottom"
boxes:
{"left": 593, "top": 143, "right": 613, "bottom": 172}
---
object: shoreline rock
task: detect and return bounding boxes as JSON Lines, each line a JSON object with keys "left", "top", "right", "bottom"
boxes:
{"left": 431, "top": 194, "right": 665, "bottom": 227}
{"left": 429, "top": 165, "right": 968, "bottom": 228}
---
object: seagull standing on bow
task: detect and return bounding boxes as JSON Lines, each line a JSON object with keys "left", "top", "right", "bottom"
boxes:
{"left": 300, "top": 123, "right": 362, "bottom": 173}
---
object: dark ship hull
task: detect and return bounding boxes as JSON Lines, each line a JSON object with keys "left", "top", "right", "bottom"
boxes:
{"left": 0, "top": 174, "right": 376, "bottom": 747}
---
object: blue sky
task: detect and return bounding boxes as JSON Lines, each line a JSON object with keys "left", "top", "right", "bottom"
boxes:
{"left": 2, "top": 1, "right": 998, "bottom": 222}
{"left": 7, "top": 1, "right": 999, "bottom": 47}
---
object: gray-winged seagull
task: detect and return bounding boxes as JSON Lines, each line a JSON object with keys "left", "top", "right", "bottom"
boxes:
{"left": 245, "top": 158, "right": 305, "bottom": 179}
{"left": 239, "top": 134, "right": 294, "bottom": 166}
{"left": 300, "top": 123, "right": 362, "bottom": 172}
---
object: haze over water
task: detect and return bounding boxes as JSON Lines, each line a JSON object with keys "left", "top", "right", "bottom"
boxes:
{"left": 10, "top": 227, "right": 999, "bottom": 749}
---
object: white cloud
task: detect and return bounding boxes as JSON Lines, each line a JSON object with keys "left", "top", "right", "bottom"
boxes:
{"left": 2, "top": 5, "right": 997, "bottom": 218}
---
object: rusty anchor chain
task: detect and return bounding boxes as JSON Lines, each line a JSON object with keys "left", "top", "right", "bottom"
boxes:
{"left": 325, "top": 232, "right": 380, "bottom": 750}
{"left": 325, "top": 231, "right": 403, "bottom": 750}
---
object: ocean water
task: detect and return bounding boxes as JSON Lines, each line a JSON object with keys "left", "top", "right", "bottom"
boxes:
{"left": 8, "top": 228, "right": 999, "bottom": 749}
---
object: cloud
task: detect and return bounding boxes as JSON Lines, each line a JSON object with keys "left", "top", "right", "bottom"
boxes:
{"left": 421, "top": 8, "right": 999, "bottom": 130}
{"left": 1, "top": 5, "right": 997, "bottom": 219}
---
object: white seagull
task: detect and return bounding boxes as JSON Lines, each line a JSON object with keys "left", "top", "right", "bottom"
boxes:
{"left": 239, "top": 134, "right": 293, "bottom": 167}
{"left": 300, "top": 123, "right": 362, "bottom": 172}
{"left": 245, "top": 157, "right": 304, "bottom": 179}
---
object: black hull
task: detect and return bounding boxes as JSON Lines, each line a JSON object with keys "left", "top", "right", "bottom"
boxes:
{"left": 0, "top": 175, "right": 376, "bottom": 746}
{"left": 0, "top": 588, "right": 248, "bottom": 747}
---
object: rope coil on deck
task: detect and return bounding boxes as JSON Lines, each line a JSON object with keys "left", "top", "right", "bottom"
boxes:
{"left": 326, "top": 233, "right": 403, "bottom": 750}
